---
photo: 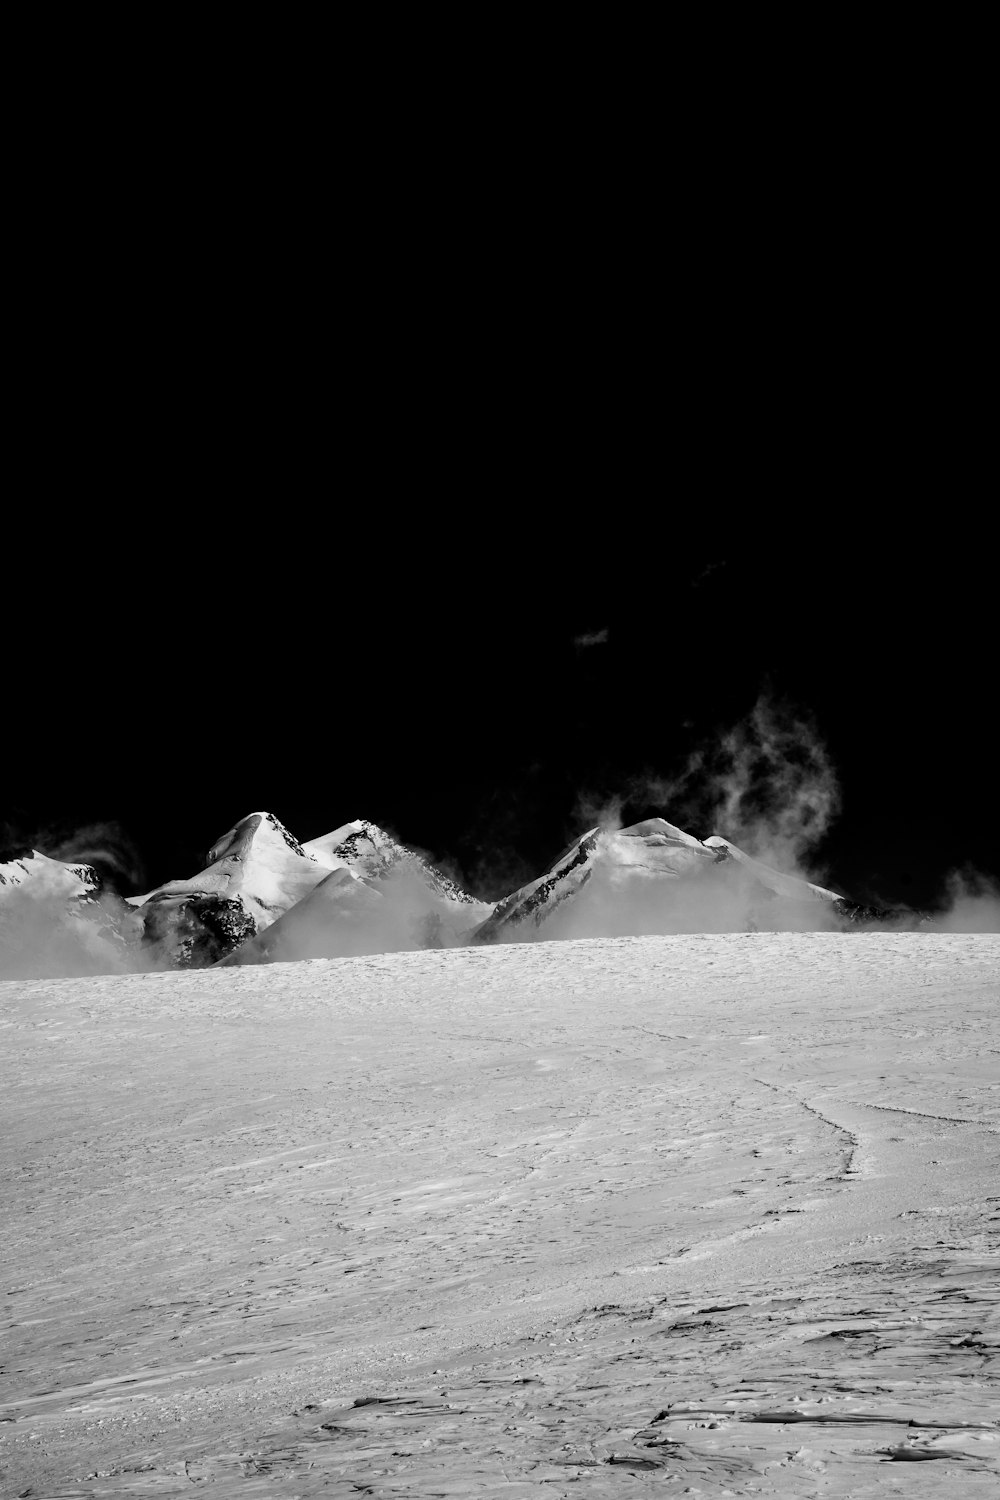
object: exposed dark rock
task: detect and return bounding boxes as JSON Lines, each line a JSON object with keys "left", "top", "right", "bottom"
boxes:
{"left": 476, "top": 830, "right": 601, "bottom": 942}
{"left": 319, "top": 821, "right": 479, "bottom": 906}
{"left": 836, "top": 899, "right": 923, "bottom": 926}
{"left": 141, "top": 893, "right": 256, "bottom": 968}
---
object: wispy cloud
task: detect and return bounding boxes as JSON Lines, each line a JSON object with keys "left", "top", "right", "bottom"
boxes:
{"left": 689, "top": 559, "right": 727, "bottom": 589}
{"left": 573, "top": 628, "right": 609, "bottom": 649}
{"left": 573, "top": 691, "right": 842, "bottom": 881}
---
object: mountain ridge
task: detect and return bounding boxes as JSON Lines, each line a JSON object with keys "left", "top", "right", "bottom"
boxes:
{"left": 3, "top": 809, "right": 904, "bottom": 977}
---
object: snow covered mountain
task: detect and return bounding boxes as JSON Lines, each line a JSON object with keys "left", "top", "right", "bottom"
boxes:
{"left": 133, "top": 813, "right": 490, "bottom": 968}
{"left": 0, "top": 849, "right": 136, "bottom": 978}
{"left": 0, "top": 848, "right": 99, "bottom": 900}
{"left": 132, "top": 811, "right": 329, "bottom": 967}
{"left": 475, "top": 817, "right": 848, "bottom": 942}
{"left": 3, "top": 808, "right": 895, "bottom": 978}
{"left": 221, "top": 820, "right": 491, "bottom": 966}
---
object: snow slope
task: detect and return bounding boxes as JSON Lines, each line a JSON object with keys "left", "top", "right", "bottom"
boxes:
{"left": 134, "top": 811, "right": 327, "bottom": 923}
{"left": 217, "top": 866, "right": 391, "bottom": 964}
{"left": 702, "top": 835, "right": 844, "bottom": 903}
{"left": 2, "top": 933, "right": 997, "bottom": 1494}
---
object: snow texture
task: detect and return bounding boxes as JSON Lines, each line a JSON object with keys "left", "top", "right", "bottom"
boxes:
{"left": 2, "top": 932, "right": 998, "bottom": 1494}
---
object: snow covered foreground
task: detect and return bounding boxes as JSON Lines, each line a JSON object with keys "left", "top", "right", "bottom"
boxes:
{"left": 2, "top": 933, "right": 998, "bottom": 1497}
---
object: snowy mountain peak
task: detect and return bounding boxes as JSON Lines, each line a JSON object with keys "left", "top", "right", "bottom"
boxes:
{"left": 206, "top": 811, "right": 315, "bottom": 869}
{"left": 3, "top": 805, "right": 889, "bottom": 980}
{"left": 138, "top": 810, "right": 325, "bottom": 918}
{"left": 304, "top": 820, "right": 480, "bottom": 907}
{"left": 477, "top": 818, "right": 730, "bottom": 942}
{"left": 0, "top": 849, "right": 99, "bottom": 900}
{"left": 476, "top": 817, "right": 848, "bottom": 942}
{"left": 618, "top": 817, "right": 713, "bottom": 851}
{"left": 133, "top": 810, "right": 330, "bottom": 967}
{"left": 218, "top": 822, "right": 491, "bottom": 967}
{"left": 129, "top": 813, "right": 490, "bottom": 969}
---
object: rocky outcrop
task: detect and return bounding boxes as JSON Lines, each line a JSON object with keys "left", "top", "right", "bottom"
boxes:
{"left": 475, "top": 829, "right": 603, "bottom": 941}
{"left": 140, "top": 893, "right": 257, "bottom": 968}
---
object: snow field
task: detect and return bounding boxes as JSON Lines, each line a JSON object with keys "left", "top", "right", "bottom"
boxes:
{"left": 2, "top": 932, "right": 998, "bottom": 1495}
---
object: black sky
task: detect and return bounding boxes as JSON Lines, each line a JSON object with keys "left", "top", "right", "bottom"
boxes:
{"left": 7, "top": 121, "right": 994, "bottom": 913}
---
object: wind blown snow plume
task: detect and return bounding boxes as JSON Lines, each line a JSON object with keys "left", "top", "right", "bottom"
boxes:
{"left": 1, "top": 819, "right": 146, "bottom": 895}
{"left": 0, "top": 820, "right": 150, "bottom": 976}
{"left": 930, "top": 867, "right": 1000, "bottom": 932}
{"left": 539, "top": 696, "right": 853, "bottom": 938}
{"left": 653, "top": 694, "right": 841, "bottom": 873}
{"left": 0, "top": 851, "right": 140, "bottom": 978}
{"left": 570, "top": 694, "right": 842, "bottom": 882}
{"left": 2, "top": 743, "right": 996, "bottom": 977}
